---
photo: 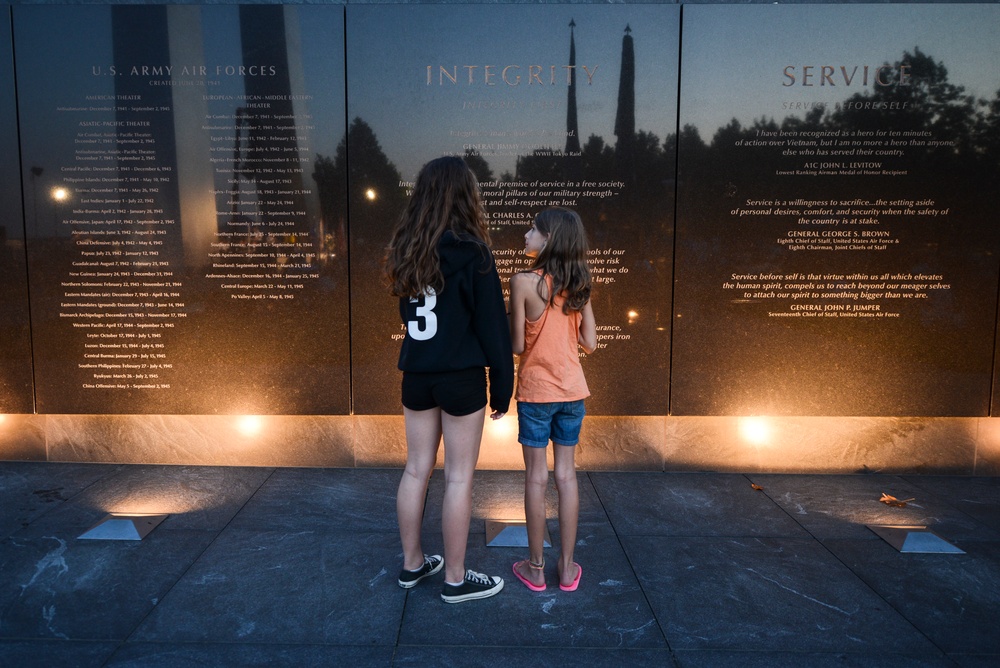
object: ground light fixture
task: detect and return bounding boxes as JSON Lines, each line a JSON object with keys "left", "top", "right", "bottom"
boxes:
{"left": 485, "top": 519, "right": 552, "bottom": 548}
{"left": 867, "top": 525, "right": 965, "bottom": 554}
{"left": 79, "top": 513, "right": 169, "bottom": 541}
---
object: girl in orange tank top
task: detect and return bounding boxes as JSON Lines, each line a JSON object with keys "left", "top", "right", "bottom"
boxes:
{"left": 509, "top": 208, "right": 597, "bottom": 592}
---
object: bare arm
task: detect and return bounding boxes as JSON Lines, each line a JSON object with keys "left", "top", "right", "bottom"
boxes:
{"left": 578, "top": 300, "right": 597, "bottom": 354}
{"left": 509, "top": 273, "right": 528, "bottom": 355}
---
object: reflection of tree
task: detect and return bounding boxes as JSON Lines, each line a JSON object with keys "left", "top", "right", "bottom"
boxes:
{"left": 980, "top": 89, "right": 1000, "bottom": 172}
{"left": 329, "top": 118, "right": 409, "bottom": 412}
{"left": 463, "top": 149, "right": 493, "bottom": 183}
{"left": 313, "top": 117, "right": 406, "bottom": 260}
{"left": 673, "top": 47, "right": 1000, "bottom": 248}
{"left": 831, "top": 50, "right": 975, "bottom": 139}
{"left": 312, "top": 154, "right": 345, "bottom": 265}
{"left": 515, "top": 149, "right": 565, "bottom": 183}
{"left": 673, "top": 48, "right": 1000, "bottom": 415}
{"left": 633, "top": 130, "right": 672, "bottom": 199}
{"left": 510, "top": 131, "right": 672, "bottom": 206}
{"left": 681, "top": 49, "right": 1000, "bottom": 187}
{"left": 581, "top": 135, "right": 614, "bottom": 183}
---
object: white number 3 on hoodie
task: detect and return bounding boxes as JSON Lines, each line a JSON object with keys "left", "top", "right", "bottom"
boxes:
{"left": 408, "top": 290, "right": 437, "bottom": 341}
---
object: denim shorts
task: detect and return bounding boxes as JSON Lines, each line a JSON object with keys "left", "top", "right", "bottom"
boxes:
{"left": 516, "top": 400, "right": 586, "bottom": 448}
{"left": 401, "top": 368, "right": 487, "bottom": 416}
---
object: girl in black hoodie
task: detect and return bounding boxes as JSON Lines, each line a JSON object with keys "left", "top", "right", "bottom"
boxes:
{"left": 385, "top": 156, "right": 513, "bottom": 603}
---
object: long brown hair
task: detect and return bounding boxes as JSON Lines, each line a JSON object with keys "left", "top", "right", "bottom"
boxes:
{"left": 528, "top": 207, "right": 591, "bottom": 313}
{"left": 385, "top": 156, "right": 490, "bottom": 298}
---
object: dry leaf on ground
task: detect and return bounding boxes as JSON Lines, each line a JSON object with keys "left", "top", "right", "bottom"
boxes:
{"left": 879, "top": 492, "right": 915, "bottom": 508}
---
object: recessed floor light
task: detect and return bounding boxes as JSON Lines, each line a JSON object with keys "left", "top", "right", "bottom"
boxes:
{"left": 79, "top": 513, "right": 169, "bottom": 541}
{"left": 485, "top": 519, "right": 551, "bottom": 548}
{"left": 867, "top": 525, "right": 965, "bottom": 554}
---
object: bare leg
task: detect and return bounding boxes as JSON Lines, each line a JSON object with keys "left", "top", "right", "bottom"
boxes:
{"left": 553, "top": 443, "right": 579, "bottom": 586}
{"left": 514, "top": 444, "right": 548, "bottom": 588}
{"left": 398, "top": 407, "right": 442, "bottom": 571}
{"left": 440, "top": 407, "right": 487, "bottom": 583}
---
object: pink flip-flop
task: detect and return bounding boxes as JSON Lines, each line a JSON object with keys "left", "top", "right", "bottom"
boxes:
{"left": 559, "top": 563, "right": 582, "bottom": 592}
{"left": 512, "top": 561, "right": 546, "bottom": 592}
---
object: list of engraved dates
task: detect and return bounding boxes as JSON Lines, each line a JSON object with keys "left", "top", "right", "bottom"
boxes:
{"left": 203, "top": 92, "right": 317, "bottom": 303}
{"left": 56, "top": 86, "right": 319, "bottom": 393}
{"left": 59, "top": 97, "right": 180, "bottom": 392}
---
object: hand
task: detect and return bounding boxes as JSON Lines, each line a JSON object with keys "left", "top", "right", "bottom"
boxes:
{"left": 490, "top": 410, "right": 506, "bottom": 420}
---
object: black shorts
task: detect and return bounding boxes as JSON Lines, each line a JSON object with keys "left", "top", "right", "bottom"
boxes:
{"left": 401, "top": 367, "right": 487, "bottom": 416}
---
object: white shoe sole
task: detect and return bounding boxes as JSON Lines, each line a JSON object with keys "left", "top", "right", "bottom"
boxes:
{"left": 440, "top": 578, "right": 504, "bottom": 603}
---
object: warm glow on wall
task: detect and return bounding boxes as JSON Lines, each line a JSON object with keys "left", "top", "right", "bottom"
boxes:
{"left": 235, "top": 415, "right": 264, "bottom": 436}
{"left": 365, "top": 188, "right": 377, "bottom": 201}
{"left": 738, "top": 416, "right": 772, "bottom": 446}
{"left": 114, "top": 494, "right": 193, "bottom": 515}
{"left": 51, "top": 186, "right": 69, "bottom": 201}
{"left": 92, "top": 481, "right": 227, "bottom": 517}
{"left": 489, "top": 506, "right": 528, "bottom": 522}
{"left": 486, "top": 413, "right": 516, "bottom": 441}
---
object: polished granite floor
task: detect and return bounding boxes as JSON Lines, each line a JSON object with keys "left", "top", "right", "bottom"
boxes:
{"left": 0, "top": 462, "right": 997, "bottom": 667}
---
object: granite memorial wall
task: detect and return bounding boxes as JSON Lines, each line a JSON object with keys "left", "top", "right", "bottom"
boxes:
{"left": 673, "top": 4, "right": 1000, "bottom": 417}
{"left": 0, "top": 8, "right": 33, "bottom": 414}
{"left": 14, "top": 5, "right": 350, "bottom": 415}
{"left": 348, "top": 5, "right": 678, "bottom": 415}
{"left": 2, "top": 3, "right": 1000, "bottom": 431}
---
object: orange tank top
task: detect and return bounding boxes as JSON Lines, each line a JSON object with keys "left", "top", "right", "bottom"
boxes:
{"left": 515, "top": 273, "right": 590, "bottom": 403}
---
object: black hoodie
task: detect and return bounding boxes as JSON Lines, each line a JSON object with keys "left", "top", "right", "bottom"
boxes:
{"left": 397, "top": 231, "right": 514, "bottom": 414}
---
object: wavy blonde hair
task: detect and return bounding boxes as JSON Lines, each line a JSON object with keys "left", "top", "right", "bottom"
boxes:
{"left": 528, "top": 207, "right": 591, "bottom": 313}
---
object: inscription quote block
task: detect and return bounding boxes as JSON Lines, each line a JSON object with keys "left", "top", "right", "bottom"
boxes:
{"left": 673, "top": 5, "right": 1000, "bottom": 416}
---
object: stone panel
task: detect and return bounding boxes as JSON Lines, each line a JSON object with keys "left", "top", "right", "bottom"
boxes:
{"left": 673, "top": 5, "right": 1000, "bottom": 416}
{"left": 0, "top": 7, "right": 33, "bottom": 414}
{"left": 14, "top": 5, "right": 350, "bottom": 414}
{"left": 347, "top": 5, "right": 679, "bottom": 416}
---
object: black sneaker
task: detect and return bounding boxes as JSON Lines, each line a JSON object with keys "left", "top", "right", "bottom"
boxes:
{"left": 398, "top": 554, "right": 444, "bottom": 589}
{"left": 440, "top": 569, "right": 504, "bottom": 603}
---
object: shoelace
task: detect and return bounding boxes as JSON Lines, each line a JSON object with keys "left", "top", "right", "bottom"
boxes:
{"left": 465, "top": 570, "right": 490, "bottom": 585}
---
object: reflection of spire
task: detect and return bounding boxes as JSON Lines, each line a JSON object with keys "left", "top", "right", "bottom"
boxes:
{"left": 239, "top": 7, "right": 309, "bottom": 240}
{"left": 565, "top": 19, "right": 580, "bottom": 155}
{"left": 166, "top": 7, "right": 217, "bottom": 267}
{"left": 240, "top": 7, "right": 297, "bottom": 186}
{"left": 232, "top": 106, "right": 247, "bottom": 223}
{"left": 111, "top": 6, "right": 182, "bottom": 260}
{"left": 614, "top": 23, "right": 635, "bottom": 180}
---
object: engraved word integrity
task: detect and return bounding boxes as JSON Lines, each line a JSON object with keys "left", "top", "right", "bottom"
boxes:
{"left": 427, "top": 65, "right": 598, "bottom": 86}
